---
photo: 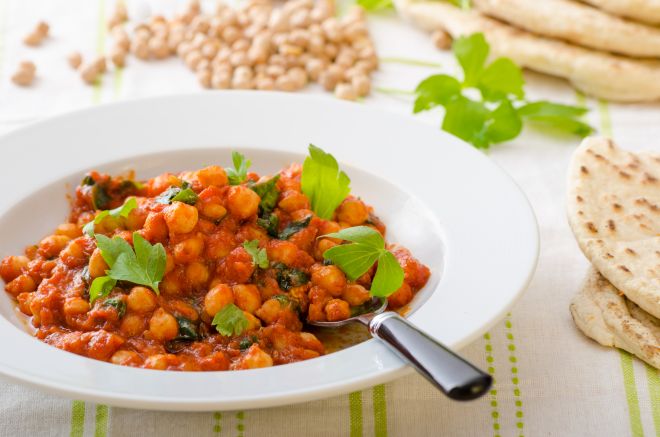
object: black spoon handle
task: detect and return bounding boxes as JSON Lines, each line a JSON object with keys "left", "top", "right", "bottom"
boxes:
{"left": 368, "top": 312, "right": 492, "bottom": 401}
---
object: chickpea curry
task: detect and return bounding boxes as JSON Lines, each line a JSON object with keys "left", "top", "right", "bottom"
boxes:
{"left": 0, "top": 146, "right": 430, "bottom": 371}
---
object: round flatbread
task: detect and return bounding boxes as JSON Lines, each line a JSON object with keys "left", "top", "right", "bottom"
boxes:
{"left": 581, "top": 0, "right": 660, "bottom": 26}
{"left": 570, "top": 268, "right": 660, "bottom": 369}
{"left": 472, "top": 0, "right": 660, "bottom": 58}
{"left": 393, "top": 0, "right": 660, "bottom": 102}
{"left": 567, "top": 137, "right": 660, "bottom": 317}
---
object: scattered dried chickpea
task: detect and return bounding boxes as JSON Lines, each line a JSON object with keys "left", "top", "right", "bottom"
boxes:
{"left": 11, "top": 61, "right": 36, "bottom": 87}
{"left": 432, "top": 29, "right": 452, "bottom": 50}
{"left": 23, "top": 21, "right": 49, "bottom": 46}
{"left": 68, "top": 52, "right": 83, "bottom": 70}
{"left": 334, "top": 82, "right": 357, "bottom": 101}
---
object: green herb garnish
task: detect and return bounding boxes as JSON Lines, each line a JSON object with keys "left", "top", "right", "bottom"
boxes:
{"left": 301, "top": 144, "right": 351, "bottom": 220}
{"left": 88, "top": 232, "right": 167, "bottom": 303}
{"left": 273, "top": 263, "right": 309, "bottom": 291}
{"left": 83, "top": 197, "right": 138, "bottom": 237}
{"left": 243, "top": 240, "right": 269, "bottom": 269}
{"left": 103, "top": 296, "right": 126, "bottom": 318}
{"left": 226, "top": 151, "right": 252, "bottom": 185}
{"left": 323, "top": 226, "right": 404, "bottom": 297}
{"left": 279, "top": 215, "right": 312, "bottom": 240}
{"left": 212, "top": 303, "right": 249, "bottom": 336}
{"left": 249, "top": 176, "right": 280, "bottom": 214}
{"left": 256, "top": 212, "right": 279, "bottom": 237}
{"left": 238, "top": 337, "right": 255, "bottom": 350}
{"left": 155, "top": 181, "right": 198, "bottom": 205}
{"left": 412, "top": 33, "right": 593, "bottom": 149}
{"left": 175, "top": 316, "right": 199, "bottom": 341}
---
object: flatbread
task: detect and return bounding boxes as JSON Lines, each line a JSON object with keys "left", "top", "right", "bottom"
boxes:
{"left": 580, "top": 0, "right": 660, "bottom": 26}
{"left": 567, "top": 137, "right": 660, "bottom": 317}
{"left": 570, "top": 268, "right": 660, "bottom": 369}
{"left": 472, "top": 0, "right": 660, "bottom": 58}
{"left": 393, "top": 0, "right": 660, "bottom": 102}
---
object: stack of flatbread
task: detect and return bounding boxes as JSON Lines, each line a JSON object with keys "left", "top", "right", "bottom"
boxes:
{"left": 393, "top": 0, "right": 660, "bottom": 102}
{"left": 567, "top": 137, "right": 660, "bottom": 367}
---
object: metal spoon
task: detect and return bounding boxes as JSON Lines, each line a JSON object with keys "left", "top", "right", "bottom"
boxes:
{"left": 308, "top": 298, "right": 492, "bottom": 401}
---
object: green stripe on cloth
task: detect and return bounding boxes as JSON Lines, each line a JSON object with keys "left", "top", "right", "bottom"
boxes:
{"left": 213, "top": 412, "right": 222, "bottom": 434}
{"left": 621, "top": 351, "right": 645, "bottom": 437}
{"left": 94, "top": 404, "right": 109, "bottom": 437}
{"left": 372, "top": 385, "right": 388, "bottom": 437}
{"left": 504, "top": 314, "right": 525, "bottom": 436}
{"left": 483, "top": 332, "right": 500, "bottom": 437}
{"left": 379, "top": 57, "right": 442, "bottom": 68}
{"left": 70, "top": 401, "right": 86, "bottom": 437}
{"left": 236, "top": 411, "right": 245, "bottom": 437}
{"left": 348, "top": 391, "right": 363, "bottom": 437}
{"left": 644, "top": 365, "right": 660, "bottom": 437}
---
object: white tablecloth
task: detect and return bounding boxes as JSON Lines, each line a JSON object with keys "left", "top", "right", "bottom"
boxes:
{"left": 2, "top": 1, "right": 660, "bottom": 436}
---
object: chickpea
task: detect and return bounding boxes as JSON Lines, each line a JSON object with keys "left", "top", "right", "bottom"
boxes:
{"left": 132, "top": 38, "right": 150, "bottom": 60}
{"left": 255, "top": 298, "right": 281, "bottom": 325}
{"left": 111, "top": 350, "right": 141, "bottom": 366}
{"left": 212, "top": 71, "right": 232, "bottom": 89}
{"left": 68, "top": 52, "right": 83, "bottom": 69}
{"left": 55, "top": 223, "right": 82, "bottom": 239}
{"left": 233, "top": 284, "right": 261, "bottom": 314}
{"left": 204, "top": 283, "right": 234, "bottom": 316}
{"left": 314, "top": 237, "right": 337, "bottom": 261}
{"left": 351, "top": 74, "right": 371, "bottom": 97}
{"left": 38, "top": 235, "right": 70, "bottom": 258}
{"left": 337, "top": 198, "right": 369, "bottom": 225}
{"left": 80, "top": 62, "right": 102, "bottom": 85}
{"left": 256, "top": 75, "right": 275, "bottom": 90}
{"left": 173, "top": 235, "right": 205, "bottom": 263}
{"left": 226, "top": 185, "right": 260, "bottom": 220}
{"left": 222, "top": 26, "right": 240, "bottom": 43}
{"left": 239, "top": 345, "right": 273, "bottom": 369}
{"left": 17, "top": 292, "right": 34, "bottom": 316}
{"left": 195, "top": 165, "right": 228, "bottom": 187}
{"left": 232, "top": 66, "right": 255, "bottom": 89}
{"left": 12, "top": 61, "right": 36, "bottom": 87}
{"left": 0, "top": 255, "right": 30, "bottom": 282}
{"left": 305, "top": 57, "right": 324, "bottom": 81}
{"left": 160, "top": 272, "right": 182, "bottom": 295}
{"left": 312, "top": 265, "right": 347, "bottom": 297}
{"left": 110, "top": 46, "right": 127, "bottom": 68}
{"left": 432, "top": 29, "right": 452, "bottom": 50}
{"left": 23, "top": 21, "right": 49, "bottom": 46}
{"left": 5, "top": 274, "right": 36, "bottom": 297}
{"left": 164, "top": 202, "right": 199, "bottom": 234}
{"left": 244, "top": 311, "right": 262, "bottom": 331}
{"left": 88, "top": 249, "right": 109, "bottom": 279}
{"left": 342, "top": 284, "right": 370, "bottom": 306}
{"left": 266, "top": 240, "right": 299, "bottom": 265}
{"left": 387, "top": 282, "right": 413, "bottom": 308}
{"left": 60, "top": 239, "right": 87, "bottom": 268}
{"left": 185, "top": 50, "right": 203, "bottom": 69}
{"left": 185, "top": 261, "right": 210, "bottom": 287}
{"left": 275, "top": 74, "right": 297, "bottom": 92}
{"left": 319, "top": 64, "right": 343, "bottom": 91}
{"left": 197, "top": 68, "right": 212, "bottom": 88}
{"left": 144, "top": 354, "right": 171, "bottom": 370}
{"left": 149, "top": 308, "right": 179, "bottom": 341}
{"left": 127, "top": 286, "right": 158, "bottom": 313}
{"left": 278, "top": 190, "right": 310, "bottom": 212}
{"left": 335, "top": 83, "right": 357, "bottom": 101}
{"left": 143, "top": 212, "right": 169, "bottom": 242}
{"left": 325, "top": 298, "right": 350, "bottom": 321}
{"left": 201, "top": 202, "right": 227, "bottom": 220}
{"left": 63, "top": 297, "right": 90, "bottom": 316}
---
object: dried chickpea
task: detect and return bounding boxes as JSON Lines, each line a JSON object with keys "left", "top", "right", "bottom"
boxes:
{"left": 11, "top": 61, "right": 36, "bottom": 87}
{"left": 149, "top": 308, "right": 179, "bottom": 341}
{"left": 319, "top": 64, "right": 343, "bottom": 91}
{"left": 110, "top": 46, "right": 127, "bottom": 68}
{"left": 68, "top": 52, "right": 83, "bottom": 69}
{"left": 334, "top": 82, "right": 357, "bottom": 101}
{"left": 432, "top": 29, "right": 452, "bottom": 50}
{"left": 256, "top": 75, "right": 275, "bottom": 90}
{"left": 23, "top": 21, "right": 49, "bottom": 46}
{"left": 197, "top": 68, "right": 212, "bottom": 88}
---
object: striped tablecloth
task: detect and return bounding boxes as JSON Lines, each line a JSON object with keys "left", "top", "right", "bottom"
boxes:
{"left": 1, "top": 1, "right": 660, "bottom": 436}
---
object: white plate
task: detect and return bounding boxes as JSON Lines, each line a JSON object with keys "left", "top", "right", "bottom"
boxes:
{"left": 0, "top": 92, "right": 538, "bottom": 411}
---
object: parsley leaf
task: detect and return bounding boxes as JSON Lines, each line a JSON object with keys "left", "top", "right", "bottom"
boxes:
{"left": 357, "top": 0, "right": 393, "bottom": 11}
{"left": 243, "top": 240, "right": 269, "bottom": 269}
{"left": 155, "top": 181, "right": 198, "bottom": 205}
{"left": 249, "top": 175, "right": 280, "bottom": 214}
{"left": 93, "top": 232, "right": 166, "bottom": 295}
{"left": 83, "top": 197, "right": 138, "bottom": 237}
{"left": 89, "top": 276, "right": 117, "bottom": 305}
{"left": 103, "top": 296, "right": 126, "bottom": 318}
{"left": 279, "top": 215, "right": 312, "bottom": 240}
{"left": 413, "top": 74, "right": 461, "bottom": 114}
{"left": 273, "top": 263, "right": 309, "bottom": 290}
{"left": 411, "top": 32, "right": 594, "bottom": 149}
{"left": 256, "top": 212, "right": 279, "bottom": 237}
{"left": 322, "top": 226, "right": 404, "bottom": 297}
{"left": 212, "top": 303, "right": 249, "bottom": 336}
{"left": 301, "top": 144, "right": 351, "bottom": 220}
{"left": 175, "top": 316, "right": 199, "bottom": 341}
{"left": 226, "top": 151, "right": 252, "bottom": 185}
{"left": 453, "top": 33, "right": 489, "bottom": 87}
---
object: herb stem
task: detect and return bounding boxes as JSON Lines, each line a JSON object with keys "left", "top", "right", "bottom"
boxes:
{"left": 379, "top": 57, "right": 443, "bottom": 68}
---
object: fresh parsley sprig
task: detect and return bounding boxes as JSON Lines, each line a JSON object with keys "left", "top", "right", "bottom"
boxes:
{"left": 323, "top": 226, "right": 404, "bottom": 298}
{"left": 155, "top": 181, "right": 198, "bottom": 205}
{"left": 83, "top": 197, "right": 138, "bottom": 237}
{"left": 243, "top": 240, "right": 269, "bottom": 269}
{"left": 301, "top": 144, "right": 351, "bottom": 220}
{"left": 226, "top": 151, "right": 252, "bottom": 185}
{"left": 413, "top": 33, "right": 594, "bottom": 149}
{"left": 88, "top": 232, "right": 166, "bottom": 304}
{"left": 212, "top": 303, "right": 249, "bottom": 336}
